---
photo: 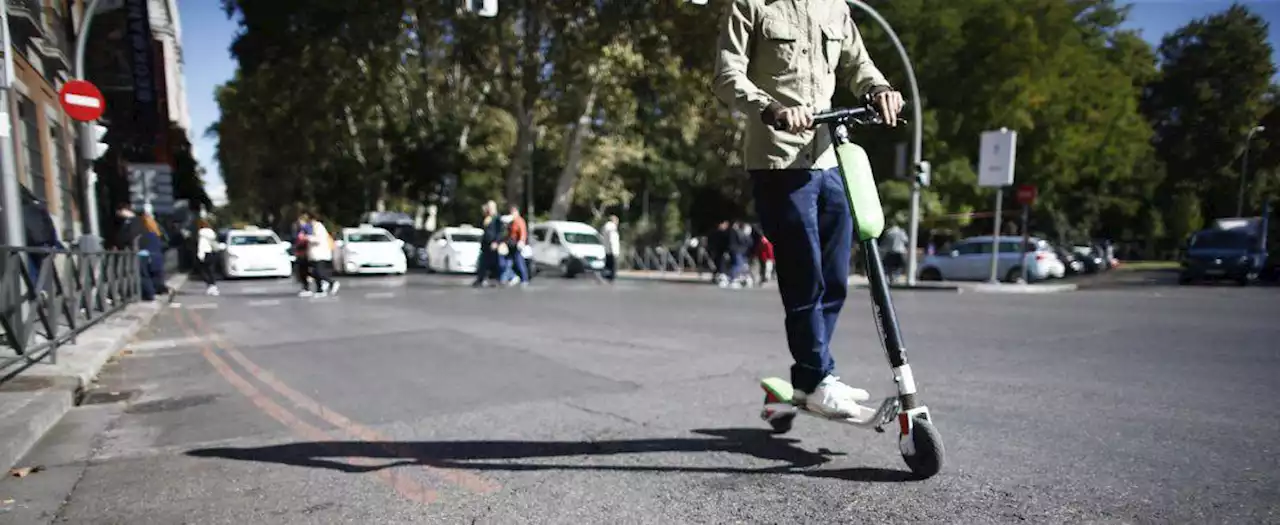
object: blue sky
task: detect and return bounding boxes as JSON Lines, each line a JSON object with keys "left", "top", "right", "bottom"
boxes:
{"left": 176, "top": 0, "right": 1280, "bottom": 206}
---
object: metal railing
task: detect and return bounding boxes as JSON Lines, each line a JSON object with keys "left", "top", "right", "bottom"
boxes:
{"left": 622, "top": 245, "right": 719, "bottom": 275}
{"left": 0, "top": 246, "right": 141, "bottom": 382}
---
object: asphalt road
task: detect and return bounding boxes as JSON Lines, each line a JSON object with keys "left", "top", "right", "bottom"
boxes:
{"left": 2, "top": 271, "right": 1277, "bottom": 524}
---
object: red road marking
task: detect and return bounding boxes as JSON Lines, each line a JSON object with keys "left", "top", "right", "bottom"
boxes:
{"left": 183, "top": 309, "right": 501, "bottom": 496}
{"left": 174, "top": 309, "right": 439, "bottom": 504}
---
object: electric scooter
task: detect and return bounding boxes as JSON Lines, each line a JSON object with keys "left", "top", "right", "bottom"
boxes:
{"left": 757, "top": 99, "right": 945, "bottom": 479}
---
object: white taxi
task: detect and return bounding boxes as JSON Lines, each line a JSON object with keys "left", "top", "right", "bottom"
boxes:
{"left": 425, "top": 225, "right": 485, "bottom": 274}
{"left": 333, "top": 225, "right": 408, "bottom": 275}
{"left": 217, "top": 227, "right": 293, "bottom": 279}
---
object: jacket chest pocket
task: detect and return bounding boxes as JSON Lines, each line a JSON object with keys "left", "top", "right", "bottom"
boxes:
{"left": 821, "top": 24, "right": 845, "bottom": 72}
{"left": 758, "top": 18, "right": 799, "bottom": 78}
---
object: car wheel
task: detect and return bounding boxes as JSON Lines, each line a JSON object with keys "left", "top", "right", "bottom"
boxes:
{"left": 919, "top": 268, "right": 942, "bottom": 281}
{"left": 1006, "top": 267, "right": 1025, "bottom": 283}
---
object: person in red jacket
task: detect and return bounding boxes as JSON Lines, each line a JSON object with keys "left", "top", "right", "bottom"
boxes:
{"left": 758, "top": 234, "right": 775, "bottom": 285}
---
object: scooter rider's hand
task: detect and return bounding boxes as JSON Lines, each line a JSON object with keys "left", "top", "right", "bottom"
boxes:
{"left": 761, "top": 102, "right": 814, "bottom": 133}
{"left": 869, "top": 89, "right": 905, "bottom": 127}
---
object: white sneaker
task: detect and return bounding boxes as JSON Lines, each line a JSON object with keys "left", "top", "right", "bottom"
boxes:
{"left": 328, "top": 281, "right": 340, "bottom": 295}
{"left": 299, "top": 290, "right": 314, "bottom": 298}
{"left": 206, "top": 285, "right": 219, "bottom": 296}
{"left": 801, "top": 375, "right": 871, "bottom": 419}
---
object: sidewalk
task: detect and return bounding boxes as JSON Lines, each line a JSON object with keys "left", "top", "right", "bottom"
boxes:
{"left": 615, "top": 270, "right": 1076, "bottom": 294}
{"left": 0, "top": 273, "right": 188, "bottom": 473}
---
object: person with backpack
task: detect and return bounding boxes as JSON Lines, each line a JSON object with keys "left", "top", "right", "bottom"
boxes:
{"left": 19, "top": 187, "right": 62, "bottom": 288}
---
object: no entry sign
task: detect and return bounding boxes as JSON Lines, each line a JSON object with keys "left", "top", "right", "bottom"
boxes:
{"left": 59, "top": 80, "right": 106, "bottom": 122}
{"left": 1016, "top": 184, "right": 1038, "bottom": 206}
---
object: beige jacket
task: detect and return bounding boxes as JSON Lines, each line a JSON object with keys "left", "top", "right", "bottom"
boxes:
{"left": 713, "top": 0, "right": 891, "bottom": 172}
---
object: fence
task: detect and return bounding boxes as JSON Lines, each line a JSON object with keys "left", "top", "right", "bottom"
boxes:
{"left": 0, "top": 246, "right": 141, "bottom": 383}
{"left": 621, "top": 244, "right": 720, "bottom": 275}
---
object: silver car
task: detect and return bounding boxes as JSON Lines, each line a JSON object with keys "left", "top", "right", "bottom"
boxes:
{"left": 918, "top": 235, "right": 1062, "bottom": 282}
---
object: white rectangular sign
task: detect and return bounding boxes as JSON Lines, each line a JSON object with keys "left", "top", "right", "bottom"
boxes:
{"left": 978, "top": 129, "right": 1017, "bottom": 188}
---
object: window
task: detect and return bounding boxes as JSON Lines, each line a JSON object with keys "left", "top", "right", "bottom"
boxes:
{"left": 50, "top": 121, "right": 75, "bottom": 236}
{"left": 563, "top": 232, "right": 602, "bottom": 245}
{"left": 18, "top": 95, "right": 46, "bottom": 203}
{"left": 229, "top": 234, "right": 281, "bottom": 246}
{"left": 953, "top": 242, "right": 980, "bottom": 256}
{"left": 347, "top": 232, "right": 393, "bottom": 243}
{"left": 999, "top": 241, "right": 1024, "bottom": 254}
{"left": 449, "top": 232, "right": 481, "bottom": 244}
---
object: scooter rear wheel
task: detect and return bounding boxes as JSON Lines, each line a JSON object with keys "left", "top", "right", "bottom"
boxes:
{"left": 768, "top": 413, "right": 795, "bottom": 434}
{"left": 903, "top": 417, "right": 944, "bottom": 479}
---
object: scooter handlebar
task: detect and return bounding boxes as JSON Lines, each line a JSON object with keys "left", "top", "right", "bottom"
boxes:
{"left": 766, "top": 99, "right": 910, "bottom": 131}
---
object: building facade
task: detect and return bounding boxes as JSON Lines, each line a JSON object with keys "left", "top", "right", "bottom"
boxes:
{"left": 4, "top": 0, "right": 190, "bottom": 243}
{"left": 5, "top": 0, "right": 83, "bottom": 240}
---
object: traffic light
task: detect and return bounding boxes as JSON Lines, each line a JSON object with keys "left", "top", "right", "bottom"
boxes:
{"left": 914, "top": 160, "right": 931, "bottom": 187}
{"left": 463, "top": 0, "right": 497, "bottom": 17}
{"left": 90, "top": 123, "right": 108, "bottom": 160}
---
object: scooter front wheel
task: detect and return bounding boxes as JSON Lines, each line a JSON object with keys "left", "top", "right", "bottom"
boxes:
{"left": 902, "top": 416, "right": 944, "bottom": 479}
{"left": 768, "top": 412, "right": 795, "bottom": 434}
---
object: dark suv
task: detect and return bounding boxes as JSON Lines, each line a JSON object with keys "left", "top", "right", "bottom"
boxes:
{"left": 1179, "top": 229, "right": 1266, "bottom": 286}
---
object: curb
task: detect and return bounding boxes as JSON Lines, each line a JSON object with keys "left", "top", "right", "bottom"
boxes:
{"left": 615, "top": 271, "right": 712, "bottom": 284}
{"left": 968, "top": 282, "right": 1078, "bottom": 294}
{"left": 0, "top": 272, "right": 188, "bottom": 472}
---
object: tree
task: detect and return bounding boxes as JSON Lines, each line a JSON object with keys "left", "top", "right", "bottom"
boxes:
{"left": 1143, "top": 4, "right": 1277, "bottom": 220}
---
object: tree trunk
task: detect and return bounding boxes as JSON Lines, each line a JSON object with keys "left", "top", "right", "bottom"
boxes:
{"left": 458, "top": 79, "right": 493, "bottom": 152}
{"left": 549, "top": 86, "right": 599, "bottom": 220}
{"left": 505, "top": 108, "right": 535, "bottom": 206}
{"left": 504, "top": 2, "right": 543, "bottom": 210}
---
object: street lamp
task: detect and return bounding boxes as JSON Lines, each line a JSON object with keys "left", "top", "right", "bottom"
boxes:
{"left": 1236, "top": 125, "right": 1266, "bottom": 217}
{"left": 844, "top": 0, "right": 925, "bottom": 286}
{"left": 76, "top": 0, "right": 106, "bottom": 243}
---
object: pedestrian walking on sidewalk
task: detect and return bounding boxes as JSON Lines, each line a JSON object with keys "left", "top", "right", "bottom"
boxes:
{"left": 195, "top": 219, "right": 219, "bottom": 295}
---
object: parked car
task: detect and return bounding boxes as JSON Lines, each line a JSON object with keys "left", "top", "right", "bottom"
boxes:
{"left": 1072, "top": 245, "right": 1108, "bottom": 274}
{"left": 1054, "top": 245, "right": 1085, "bottom": 276}
{"left": 529, "top": 220, "right": 607, "bottom": 278}
{"left": 333, "top": 225, "right": 408, "bottom": 275}
{"left": 1179, "top": 226, "right": 1265, "bottom": 286}
{"left": 424, "top": 225, "right": 484, "bottom": 274}
{"left": 217, "top": 226, "right": 293, "bottom": 279}
{"left": 917, "top": 235, "right": 1063, "bottom": 283}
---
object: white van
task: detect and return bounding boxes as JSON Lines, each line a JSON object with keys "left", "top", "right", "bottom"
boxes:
{"left": 529, "top": 221, "right": 607, "bottom": 278}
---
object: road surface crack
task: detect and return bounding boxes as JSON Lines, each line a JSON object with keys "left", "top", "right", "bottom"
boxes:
{"left": 563, "top": 401, "right": 644, "bottom": 426}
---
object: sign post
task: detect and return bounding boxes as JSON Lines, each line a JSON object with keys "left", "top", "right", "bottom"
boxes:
{"left": 979, "top": 128, "right": 1017, "bottom": 283}
{"left": 1016, "top": 184, "right": 1037, "bottom": 283}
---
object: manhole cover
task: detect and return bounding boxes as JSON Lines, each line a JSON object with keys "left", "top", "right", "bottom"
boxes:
{"left": 125, "top": 394, "right": 221, "bottom": 414}
{"left": 79, "top": 389, "right": 139, "bottom": 405}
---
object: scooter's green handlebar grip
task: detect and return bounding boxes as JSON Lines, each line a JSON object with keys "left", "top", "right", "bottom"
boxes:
{"left": 835, "top": 142, "right": 886, "bottom": 242}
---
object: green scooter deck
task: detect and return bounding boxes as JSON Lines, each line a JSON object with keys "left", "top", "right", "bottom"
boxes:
{"left": 834, "top": 142, "right": 885, "bottom": 242}
{"left": 761, "top": 377, "right": 796, "bottom": 403}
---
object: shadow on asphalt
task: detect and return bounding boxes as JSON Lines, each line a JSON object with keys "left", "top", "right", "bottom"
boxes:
{"left": 185, "top": 428, "right": 920, "bottom": 482}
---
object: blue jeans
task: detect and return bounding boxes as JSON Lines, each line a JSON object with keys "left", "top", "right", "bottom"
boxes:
{"left": 751, "top": 167, "right": 853, "bottom": 393}
{"left": 511, "top": 252, "right": 529, "bottom": 282}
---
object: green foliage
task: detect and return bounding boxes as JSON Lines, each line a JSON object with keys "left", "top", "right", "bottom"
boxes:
{"left": 206, "top": 0, "right": 1279, "bottom": 257}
